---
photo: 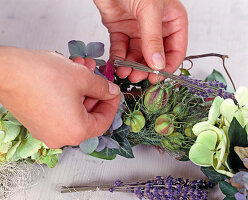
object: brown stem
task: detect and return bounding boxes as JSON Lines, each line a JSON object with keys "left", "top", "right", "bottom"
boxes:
{"left": 183, "top": 53, "right": 236, "bottom": 91}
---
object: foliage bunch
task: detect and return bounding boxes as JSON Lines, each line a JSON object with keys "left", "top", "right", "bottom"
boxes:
{"left": 0, "top": 107, "right": 62, "bottom": 168}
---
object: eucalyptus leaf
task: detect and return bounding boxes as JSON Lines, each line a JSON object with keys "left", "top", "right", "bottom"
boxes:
{"left": 201, "top": 166, "right": 227, "bottom": 182}
{"left": 79, "top": 137, "right": 99, "bottom": 154}
{"left": 86, "top": 42, "right": 104, "bottom": 58}
{"left": 227, "top": 118, "right": 248, "bottom": 172}
{"left": 68, "top": 40, "right": 87, "bottom": 57}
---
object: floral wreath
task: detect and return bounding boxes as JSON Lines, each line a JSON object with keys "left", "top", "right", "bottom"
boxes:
{"left": 0, "top": 40, "right": 247, "bottom": 200}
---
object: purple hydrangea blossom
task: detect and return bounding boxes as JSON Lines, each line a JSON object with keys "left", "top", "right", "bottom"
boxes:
{"left": 95, "top": 136, "right": 120, "bottom": 152}
{"left": 80, "top": 62, "right": 124, "bottom": 154}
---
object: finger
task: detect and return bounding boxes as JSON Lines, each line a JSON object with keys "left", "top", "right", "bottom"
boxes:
{"left": 148, "top": 73, "right": 166, "bottom": 85}
{"left": 162, "top": 26, "right": 188, "bottom": 74}
{"left": 137, "top": 1, "right": 165, "bottom": 71}
{"left": 72, "top": 57, "right": 85, "bottom": 65}
{"left": 110, "top": 32, "right": 131, "bottom": 78}
{"left": 83, "top": 97, "right": 98, "bottom": 112}
{"left": 126, "top": 39, "right": 148, "bottom": 83}
{"left": 82, "top": 71, "right": 120, "bottom": 100}
{"left": 86, "top": 94, "right": 121, "bottom": 137}
{"left": 84, "top": 57, "right": 96, "bottom": 71}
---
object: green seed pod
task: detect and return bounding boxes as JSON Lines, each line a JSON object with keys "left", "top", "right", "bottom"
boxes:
{"left": 143, "top": 85, "right": 168, "bottom": 112}
{"left": 173, "top": 103, "right": 188, "bottom": 120}
{"left": 184, "top": 124, "right": 195, "bottom": 138}
{"left": 161, "top": 139, "right": 175, "bottom": 151}
{"left": 154, "top": 114, "right": 174, "bottom": 136}
{"left": 162, "top": 132, "right": 184, "bottom": 150}
{"left": 169, "top": 132, "right": 184, "bottom": 147}
{"left": 124, "top": 110, "right": 145, "bottom": 133}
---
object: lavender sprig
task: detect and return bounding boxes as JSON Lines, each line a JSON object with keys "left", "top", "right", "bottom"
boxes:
{"left": 108, "top": 176, "right": 214, "bottom": 200}
{"left": 180, "top": 76, "right": 234, "bottom": 99}
{"left": 61, "top": 176, "right": 215, "bottom": 200}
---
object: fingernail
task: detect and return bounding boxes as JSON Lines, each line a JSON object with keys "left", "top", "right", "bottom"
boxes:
{"left": 152, "top": 53, "right": 165, "bottom": 70}
{"left": 108, "top": 82, "right": 120, "bottom": 95}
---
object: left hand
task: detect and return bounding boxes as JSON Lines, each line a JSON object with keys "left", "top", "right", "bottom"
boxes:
{"left": 94, "top": 0, "right": 188, "bottom": 84}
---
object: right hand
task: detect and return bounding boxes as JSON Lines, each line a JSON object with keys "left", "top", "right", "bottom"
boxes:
{"left": 0, "top": 47, "right": 121, "bottom": 148}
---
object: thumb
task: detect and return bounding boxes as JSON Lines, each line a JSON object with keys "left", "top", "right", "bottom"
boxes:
{"left": 83, "top": 70, "right": 120, "bottom": 100}
{"left": 137, "top": 1, "right": 165, "bottom": 70}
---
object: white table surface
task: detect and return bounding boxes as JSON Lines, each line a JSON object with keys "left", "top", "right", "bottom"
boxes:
{"left": 1, "top": 0, "right": 248, "bottom": 199}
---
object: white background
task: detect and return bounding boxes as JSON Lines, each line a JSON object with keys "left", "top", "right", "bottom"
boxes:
{"left": 1, "top": 0, "right": 248, "bottom": 199}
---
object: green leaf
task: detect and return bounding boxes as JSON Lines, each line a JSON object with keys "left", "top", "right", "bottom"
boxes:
{"left": 39, "top": 154, "right": 59, "bottom": 168}
{"left": 205, "top": 69, "right": 234, "bottom": 93}
{"left": 223, "top": 196, "right": 236, "bottom": 200}
{"left": 113, "top": 124, "right": 130, "bottom": 138}
{"left": 2, "top": 121, "right": 21, "bottom": 143}
{"left": 201, "top": 167, "right": 227, "bottom": 182}
{"left": 46, "top": 149, "right": 62, "bottom": 156}
{"left": 205, "top": 69, "right": 227, "bottom": 84}
{"left": 111, "top": 134, "right": 134, "bottom": 158}
{"left": 219, "top": 181, "right": 238, "bottom": 197}
{"left": 111, "top": 125, "right": 134, "bottom": 158}
{"left": 16, "top": 133, "right": 42, "bottom": 159}
{"left": 179, "top": 68, "right": 191, "bottom": 76}
{"left": 90, "top": 150, "right": 116, "bottom": 160}
{"left": 227, "top": 118, "right": 248, "bottom": 172}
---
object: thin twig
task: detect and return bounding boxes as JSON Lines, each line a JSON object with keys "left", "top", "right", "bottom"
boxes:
{"left": 183, "top": 53, "right": 236, "bottom": 91}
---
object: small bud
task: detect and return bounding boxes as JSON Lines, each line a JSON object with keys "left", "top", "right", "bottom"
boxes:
{"left": 144, "top": 85, "right": 168, "bottom": 112}
{"left": 124, "top": 110, "right": 146, "bottom": 133}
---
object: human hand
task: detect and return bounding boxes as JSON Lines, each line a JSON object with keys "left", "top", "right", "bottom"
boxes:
{"left": 94, "top": 0, "right": 188, "bottom": 83}
{"left": 0, "top": 47, "right": 121, "bottom": 148}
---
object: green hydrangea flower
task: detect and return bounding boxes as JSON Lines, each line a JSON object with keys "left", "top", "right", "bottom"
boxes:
{"left": 0, "top": 108, "right": 62, "bottom": 167}
{"left": 189, "top": 86, "right": 248, "bottom": 177}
